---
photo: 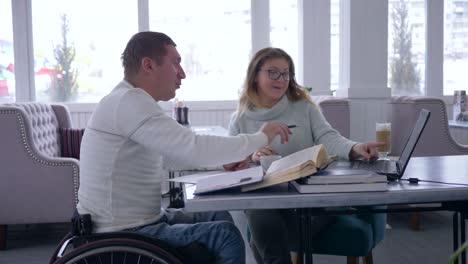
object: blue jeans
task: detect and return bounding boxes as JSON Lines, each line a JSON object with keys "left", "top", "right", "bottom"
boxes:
{"left": 132, "top": 209, "right": 245, "bottom": 264}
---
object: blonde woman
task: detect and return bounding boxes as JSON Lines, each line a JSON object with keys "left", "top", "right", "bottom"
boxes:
{"left": 228, "top": 47, "right": 382, "bottom": 264}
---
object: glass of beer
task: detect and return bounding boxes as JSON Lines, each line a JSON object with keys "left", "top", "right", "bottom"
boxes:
{"left": 376, "top": 123, "right": 391, "bottom": 159}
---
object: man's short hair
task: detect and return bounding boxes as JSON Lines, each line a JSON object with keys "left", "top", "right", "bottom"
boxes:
{"left": 121, "top": 31, "right": 176, "bottom": 78}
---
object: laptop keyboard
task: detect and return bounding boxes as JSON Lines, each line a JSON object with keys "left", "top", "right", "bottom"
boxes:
{"left": 352, "top": 160, "right": 387, "bottom": 171}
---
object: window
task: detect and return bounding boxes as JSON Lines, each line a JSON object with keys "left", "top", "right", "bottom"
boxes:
{"left": 331, "top": 0, "right": 340, "bottom": 93}
{"left": 388, "top": 0, "right": 426, "bottom": 96}
{"left": 32, "top": 0, "right": 137, "bottom": 103}
{"left": 149, "top": 0, "right": 251, "bottom": 101}
{"left": 270, "top": 0, "right": 298, "bottom": 72}
{"left": 444, "top": 0, "right": 468, "bottom": 96}
{"left": 5, "top": 1, "right": 451, "bottom": 104}
{"left": 0, "top": 0, "right": 14, "bottom": 102}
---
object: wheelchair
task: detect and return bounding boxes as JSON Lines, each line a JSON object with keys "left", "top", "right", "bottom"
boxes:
{"left": 49, "top": 213, "right": 213, "bottom": 264}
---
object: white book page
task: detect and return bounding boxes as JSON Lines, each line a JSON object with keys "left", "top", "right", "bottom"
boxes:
{"left": 266, "top": 146, "right": 319, "bottom": 174}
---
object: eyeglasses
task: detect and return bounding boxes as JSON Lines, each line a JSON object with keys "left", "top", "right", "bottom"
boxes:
{"left": 259, "top": 69, "right": 292, "bottom": 81}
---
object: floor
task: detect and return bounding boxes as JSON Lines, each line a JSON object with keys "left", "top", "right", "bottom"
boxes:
{"left": 0, "top": 210, "right": 460, "bottom": 263}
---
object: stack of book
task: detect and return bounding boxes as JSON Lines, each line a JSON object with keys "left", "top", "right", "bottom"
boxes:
{"left": 290, "top": 169, "right": 388, "bottom": 194}
{"left": 172, "top": 144, "right": 388, "bottom": 195}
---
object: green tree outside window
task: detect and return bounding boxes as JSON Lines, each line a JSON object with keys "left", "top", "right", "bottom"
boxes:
{"left": 47, "top": 14, "right": 78, "bottom": 102}
{"left": 389, "top": 0, "right": 421, "bottom": 96}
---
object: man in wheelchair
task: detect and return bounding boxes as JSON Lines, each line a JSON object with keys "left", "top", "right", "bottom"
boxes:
{"left": 68, "top": 31, "right": 291, "bottom": 264}
{"left": 50, "top": 211, "right": 214, "bottom": 264}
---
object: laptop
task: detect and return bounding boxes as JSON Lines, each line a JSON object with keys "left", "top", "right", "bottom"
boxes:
{"left": 327, "top": 109, "right": 431, "bottom": 181}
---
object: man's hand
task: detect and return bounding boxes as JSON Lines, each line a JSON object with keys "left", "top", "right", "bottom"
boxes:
{"left": 223, "top": 159, "right": 249, "bottom": 171}
{"left": 349, "top": 141, "right": 385, "bottom": 161}
{"left": 259, "top": 121, "right": 291, "bottom": 144}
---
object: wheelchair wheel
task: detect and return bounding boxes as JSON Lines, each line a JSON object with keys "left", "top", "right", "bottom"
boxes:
{"left": 54, "top": 237, "right": 184, "bottom": 264}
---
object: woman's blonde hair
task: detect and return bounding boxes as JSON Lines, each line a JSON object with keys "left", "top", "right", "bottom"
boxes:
{"left": 237, "top": 47, "right": 312, "bottom": 115}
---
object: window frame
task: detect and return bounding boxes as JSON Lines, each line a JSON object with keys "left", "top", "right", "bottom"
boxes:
{"left": 7, "top": 0, "right": 451, "bottom": 105}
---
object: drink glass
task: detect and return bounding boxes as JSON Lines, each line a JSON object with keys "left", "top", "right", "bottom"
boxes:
{"left": 376, "top": 123, "right": 391, "bottom": 159}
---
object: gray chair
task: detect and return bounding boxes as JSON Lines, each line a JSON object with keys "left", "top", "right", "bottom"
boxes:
{"left": 0, "top": 102, "right": 79, "bottom": 250}
{"left": 313, "top": 96, "right": 350, "bottom": 138}
{"left": 388, "top": 96, "right": 468, "bottom": 157}
{"left": 388, "top": 96, "right": 468, "bottom": 230}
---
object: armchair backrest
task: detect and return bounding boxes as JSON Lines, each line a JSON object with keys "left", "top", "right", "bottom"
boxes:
{"left": 0, "top": 102, "right": 78, "bottom": 225}
{"left": 2, "top": 103, "right": 72, "bottom": 158}
{"left": 388, "top": 96, "right": 468, "bottom": 156}
{"left": 313, "top": 96, "right": 350, "bottom": 138}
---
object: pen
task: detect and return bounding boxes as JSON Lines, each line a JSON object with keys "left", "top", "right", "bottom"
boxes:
{"left": 288, "top": 125, "right": 297, "bottom": 128}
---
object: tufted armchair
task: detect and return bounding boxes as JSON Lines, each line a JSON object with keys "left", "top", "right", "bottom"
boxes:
{"left": 388, "top": 96, "right": 468, "bottom": 156}
{"left": 0, "top": 102, "right": 79, "bottom": 250}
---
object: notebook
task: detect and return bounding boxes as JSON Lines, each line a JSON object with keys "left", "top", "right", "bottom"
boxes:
{"left": 190, "top": 166, "right": 264, "bottom": 195}
{"left": 327, "top": 109, "right": 431, "bottom": 181}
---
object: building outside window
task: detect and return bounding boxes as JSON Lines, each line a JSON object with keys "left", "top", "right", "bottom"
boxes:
{"left": 32, "top": 0, "right": 137, "bottom": 103}
{"left": 388, "top": 0, "right": 426, "bottom": 96}
{"left": 0, "top": 0, "right": 15, "bottom": 102}
{"left": 5, "top": 1, "right": 458, "bottom": 103}
{"left": 149, "top": 0, "right": 251, "bottom": 101}
{"left": 444, "top": 0, "right": 468, "bottom": 95}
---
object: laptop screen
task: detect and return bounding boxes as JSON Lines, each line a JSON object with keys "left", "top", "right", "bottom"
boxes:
{"left": 396, "top": 109, "right": 431, "bottom": 176}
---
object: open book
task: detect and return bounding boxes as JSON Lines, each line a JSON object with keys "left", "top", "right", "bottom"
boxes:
{"left": 177, "top": 144, "right": 332, "bottom": 195}
{"left": 241, "top": 144, "right": 333, "bottom": 192}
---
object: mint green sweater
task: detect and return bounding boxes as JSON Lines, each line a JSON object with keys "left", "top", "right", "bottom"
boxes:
{"left": 228, "top": 96, "right": 356, "bottom": 159}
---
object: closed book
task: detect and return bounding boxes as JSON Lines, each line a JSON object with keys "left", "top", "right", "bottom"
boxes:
{"left": 301, "top": 169, "right": 388, "bottom": 185}
{"left": 290, "top": 180, "right": 388, "bottom": 194}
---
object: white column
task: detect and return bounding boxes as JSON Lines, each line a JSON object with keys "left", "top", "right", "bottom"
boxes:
{"left": 298, "top": 0, "right": 331, "bottom": 95}
{"left": 138, "top": 0, "right": 149, "bottom": 32}
{"left": 12, "top": 0, "right": 35, "bottom": 101}
{"left": 425, "top": 0, "right": 443, "bottom": 97}
{"left": 337, "top": 0, "right": 390, "bottom": 98}
{"left": 251, "top": 0, "right": 270, "bottom": 56}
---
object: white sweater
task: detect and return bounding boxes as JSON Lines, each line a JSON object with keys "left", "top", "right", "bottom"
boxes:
{"left": 77, "top": 80, "right": 267, "bottom": 232}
